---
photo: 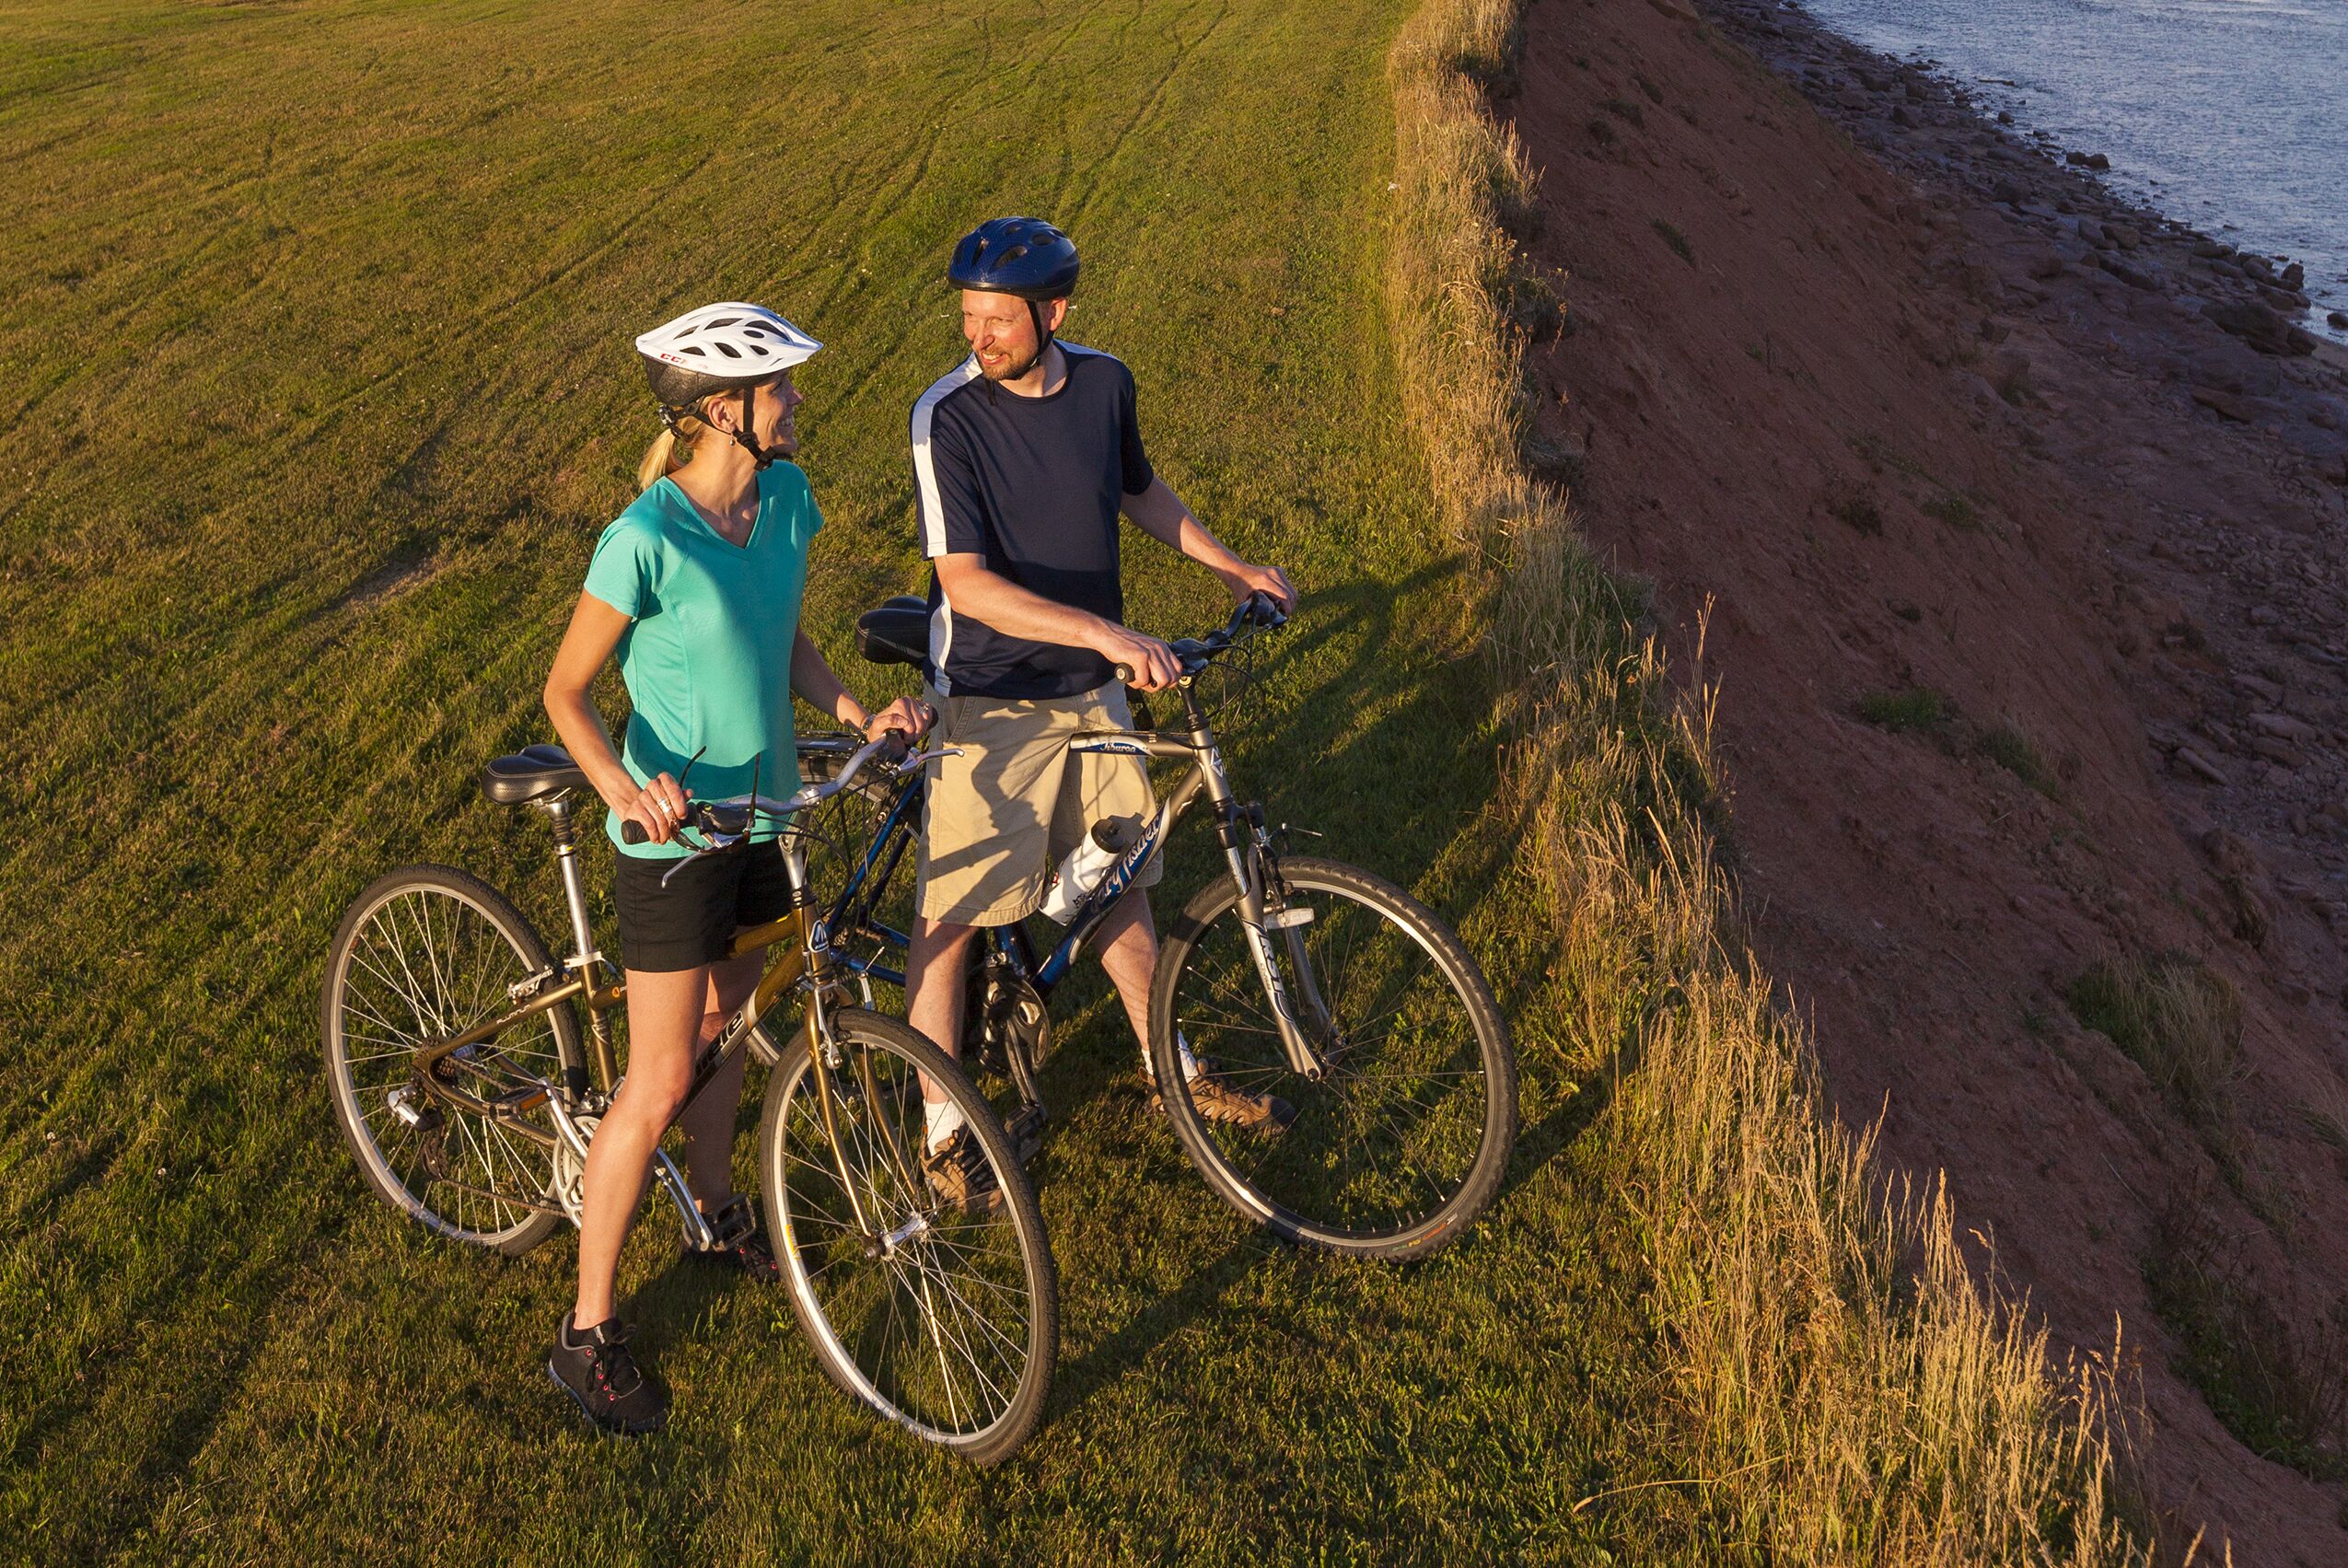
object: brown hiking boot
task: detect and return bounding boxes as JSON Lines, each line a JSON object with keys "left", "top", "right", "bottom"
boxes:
{"left": 1151, "top": 1060, "right": 1296, "bottom": 1134}
{"left": 922, "top": 1127, "right": 1005, "bottom": 1216}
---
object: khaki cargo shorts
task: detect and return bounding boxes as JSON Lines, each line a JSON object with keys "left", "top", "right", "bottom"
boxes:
{"left": 914, "top": 682, "right": 1160, "bottom": 926}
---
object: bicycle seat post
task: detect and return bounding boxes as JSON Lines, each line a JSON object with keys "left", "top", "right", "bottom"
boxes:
{"left": 544, "top": 796, "right": 617, "bottom": 1092}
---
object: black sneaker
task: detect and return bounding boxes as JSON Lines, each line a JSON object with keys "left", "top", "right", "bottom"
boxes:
{"left": 683, "top": 1196, "right": 781, "bottom": 1284}
{"left": 922, "top": 1126, "right": 1005, "bottom": 1215}
{"left": 548, "top": 1314, "right": 668, "bottom": 1435}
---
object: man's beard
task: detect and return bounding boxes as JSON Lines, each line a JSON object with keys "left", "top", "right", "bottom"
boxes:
{"left": 980, "top": 343, "right": 1043, "bottom": 383}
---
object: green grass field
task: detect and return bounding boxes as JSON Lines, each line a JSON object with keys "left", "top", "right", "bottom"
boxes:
{"left": 0, "top": 3, "right": 1697, "bottom": 1561}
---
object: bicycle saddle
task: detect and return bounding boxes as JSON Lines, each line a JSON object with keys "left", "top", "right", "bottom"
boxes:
{"left": 481, "top": 744, "right": 590, "bottom": 806}
{"left": 855, "top": 596, "right": 928, "bottom": 668}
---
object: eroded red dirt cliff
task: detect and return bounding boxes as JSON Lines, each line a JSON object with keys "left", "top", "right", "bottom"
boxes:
{"left": 1507, "top": 0, "right": 2348, "bottom": 1556}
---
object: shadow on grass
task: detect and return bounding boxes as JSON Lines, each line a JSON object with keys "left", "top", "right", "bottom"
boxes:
{"left": 1495, "top": 1032, "right": 1642, "bottom": 1216}
{"left": 1049, "top": 1227, "right": 1282, "bottom": 1418}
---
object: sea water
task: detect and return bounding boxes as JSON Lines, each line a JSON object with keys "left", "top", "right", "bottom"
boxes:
{"left": 1795, "top": 0, "right": 2348, "bottom": 342}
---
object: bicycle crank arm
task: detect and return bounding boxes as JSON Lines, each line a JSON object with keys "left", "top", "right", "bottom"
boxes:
{"left": 651, "top": 1148, "right": 716, "bottom": 1250}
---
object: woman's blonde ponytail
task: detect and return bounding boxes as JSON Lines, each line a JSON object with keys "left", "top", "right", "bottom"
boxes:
{"left": 635, "top": 400, "right": 719, "bottom": 493}
{"left": 634, "top": 425, "right": 680, "bottom": 493}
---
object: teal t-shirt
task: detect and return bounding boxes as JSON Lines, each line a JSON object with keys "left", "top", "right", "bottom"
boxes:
{"left": 583, "top": 463, "right": 820, "bottom": 858}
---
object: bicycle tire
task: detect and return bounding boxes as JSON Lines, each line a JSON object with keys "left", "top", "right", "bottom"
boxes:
{"left": 1148, "top": 855, "right": 1517, "bottom": 1261}
{"left": 756, "top": 1008, "right": 1056, "bottom": 1465}
{"left": 320, "top": 865, "right": 575, "bottom": 1256}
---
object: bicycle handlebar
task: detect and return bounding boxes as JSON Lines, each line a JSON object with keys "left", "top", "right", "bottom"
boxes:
{"left": 1112, "top": 592, "right": 1289, "bottom": 686}
{"left": 620, "top": 730, "right": 930, "bottom": 848}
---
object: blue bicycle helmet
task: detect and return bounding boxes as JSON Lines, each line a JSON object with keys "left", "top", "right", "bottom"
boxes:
{"left": 948, "top": 216, "right": 1080, "bottom": 299}
{"left": 950, "top": 217, "right": 1080, "bottom": 377}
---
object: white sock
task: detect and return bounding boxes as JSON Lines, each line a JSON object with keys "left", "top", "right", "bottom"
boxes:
{"left": 1142, "top": 1035, "right": 1203, "bottom": 1083}
{"left": 924, "top": 1097, "right": 966, "bottom": 1155}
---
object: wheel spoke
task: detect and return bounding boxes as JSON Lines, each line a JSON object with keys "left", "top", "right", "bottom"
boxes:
{"left": 768, "top": 1023, "right": 1041, "bottom": 1444}
{"left": 1165, "top": 865, "right": 1505, "bottom": 1244}
{"left": 328, "top": 879, "right": 564, "bottom": 1249}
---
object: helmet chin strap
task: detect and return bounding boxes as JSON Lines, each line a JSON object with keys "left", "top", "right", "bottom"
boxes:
{"left": 725, "top": 382, "right": 779, "bottom": 470}
{"left": 1029, "top": 299, "right": 1056, "bottom": 360}
{"left": 659, "top": 386, "right": 780, "bottom": 470}
{"left": 990, "top": 301, "right": 1058, "bottom": 388}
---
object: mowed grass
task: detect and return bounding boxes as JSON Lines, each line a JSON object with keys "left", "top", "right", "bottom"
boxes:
{"left": 0, "top": 4, "right": 1686, "bottom": 1563}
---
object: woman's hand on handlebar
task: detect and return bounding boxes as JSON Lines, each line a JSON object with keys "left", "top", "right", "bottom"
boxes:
{"left": 617, "top": 771, "right": 688, "bottom": 846}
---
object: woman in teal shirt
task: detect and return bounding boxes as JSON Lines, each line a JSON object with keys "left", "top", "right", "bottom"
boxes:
{"left": 541, "top": 303, "right": 930, "bottom": 1434}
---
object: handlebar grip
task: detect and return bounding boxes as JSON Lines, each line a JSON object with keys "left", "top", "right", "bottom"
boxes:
{"left": 621, "top": 819, "right": 648, "bottom": 844}
{"left": 1113, "top": 662, "right": 1135, "bottom": 683}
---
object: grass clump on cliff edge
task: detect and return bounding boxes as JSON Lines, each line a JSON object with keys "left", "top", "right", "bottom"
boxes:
{"left": 2147, "top": 1197, "right": 2348, "bottom": 1481}
{"left": 1858, "top": 686, "right": 1946, "bottom": 732}
{"left": 1389, "top": 0, "right": 2151, "bottom": 1561}
{"left": 1978, "top": 721, "right": 2063, "bottom": 796}
{"left": 2068, "top": 955, "right": 2243, "bottom": 1129}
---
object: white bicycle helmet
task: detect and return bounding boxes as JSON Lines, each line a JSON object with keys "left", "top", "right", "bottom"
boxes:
{"left": 633, "top": 302, "right": 819, "bottom": 469}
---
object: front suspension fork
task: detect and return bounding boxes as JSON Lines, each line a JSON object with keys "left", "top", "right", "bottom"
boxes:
{"left": 1215, "top": 805, "right": 1326, "bottom": 1079}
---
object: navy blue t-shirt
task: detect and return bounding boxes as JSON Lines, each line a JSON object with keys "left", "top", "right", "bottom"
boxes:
{"left": 910, "top": 343, "right": 1155, "bottom": 699}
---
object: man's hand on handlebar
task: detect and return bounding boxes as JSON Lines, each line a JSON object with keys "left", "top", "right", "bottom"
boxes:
{"left": 1218, "top": 560, "right": 1296, "bottom": 614}
{"left": 618, "top": 770, "right": 689, "bottom": 847}
{"left": 858, "top": 696, "right": 936, "bottom": 745}
{"left": 1097, "top": 623, "right": 1183, "bottom": 691}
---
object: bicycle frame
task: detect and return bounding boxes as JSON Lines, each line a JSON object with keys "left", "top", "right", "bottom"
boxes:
{"left": 402, "top": 816, "right": 893, "bottom": 1249}
{"left": 820, "top": 681, "right": 1329, "bottom": 1078}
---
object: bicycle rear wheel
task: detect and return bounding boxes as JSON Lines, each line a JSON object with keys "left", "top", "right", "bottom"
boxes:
{"left": 1149, "top": 855, "right": 1516, "bottom": 1260}
{"left": 320, "top": 865, "right": 572, "bottom": 1255}
{"left": 756, "top": 1009, "right": 1056, "bottom": 1465}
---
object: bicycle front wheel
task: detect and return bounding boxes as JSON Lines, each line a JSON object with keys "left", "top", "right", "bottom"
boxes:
{"left": 756, "top": 1009, "right": 1056, "bottom": 1466}
{"left": 320, "top": 865, "right": 573, "bottom": 1256}
{"left": 1149, "top": 855, "right": 1517, "bottom": 1260}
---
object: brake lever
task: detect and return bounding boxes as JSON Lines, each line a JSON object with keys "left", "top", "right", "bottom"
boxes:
{"left": 656, "top": 826, "right": 747, "bottom": 888}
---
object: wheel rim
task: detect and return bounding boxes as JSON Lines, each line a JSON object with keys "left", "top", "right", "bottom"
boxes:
{"left": 770, "top": 1039, "right": 1039, "bottom": 1445}
{"left": 1168, "top": 872, "right": 1494, "bottom": 1241}
{"left": 327, "top": 883, "right": 563, "bottom": 1244}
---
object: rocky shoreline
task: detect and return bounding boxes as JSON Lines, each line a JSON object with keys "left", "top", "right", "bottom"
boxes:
{"left": 1730, "top": 0, "right": 2348, "bottom": 351}
{"left": 1705, "top": 0, "right": 2348, "bottom": 964}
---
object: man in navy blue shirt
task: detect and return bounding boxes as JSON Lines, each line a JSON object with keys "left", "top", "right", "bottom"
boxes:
{"left": 903, "top": 217, "right": 1296, "bottom": 1192}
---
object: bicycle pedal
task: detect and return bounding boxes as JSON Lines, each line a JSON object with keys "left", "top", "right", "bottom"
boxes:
{"left": 703, "top": 1195, "right": 760, "bottom": 1251}
{"left": 1005, "top": 1104, "right": 1046, "bottom": 1168}
{"left": 485, "top": 1082, "right": 550, "bottom": 1116}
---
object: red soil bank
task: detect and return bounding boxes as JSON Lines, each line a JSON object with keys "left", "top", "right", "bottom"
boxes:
{"left": 1507, "top": 0, "right": 2348, "bottom": 1556}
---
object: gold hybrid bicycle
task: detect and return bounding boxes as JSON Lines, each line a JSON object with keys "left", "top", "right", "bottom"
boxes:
{"left": 319, "top": 734, "right": 1055, "bottom": 1464}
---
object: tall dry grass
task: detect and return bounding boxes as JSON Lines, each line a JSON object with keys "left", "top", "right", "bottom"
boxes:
{"left": 1384, "top": 0, "right": 2170, "bottom": 1559}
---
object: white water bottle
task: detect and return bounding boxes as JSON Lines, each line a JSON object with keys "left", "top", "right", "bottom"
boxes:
{"left": 1041, "top": 818, "right": 1133, "bottom": 923}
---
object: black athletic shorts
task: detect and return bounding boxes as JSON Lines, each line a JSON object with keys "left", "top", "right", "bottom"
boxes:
{"left": 612, "top": 840, "right": 796, "bottom": 973}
